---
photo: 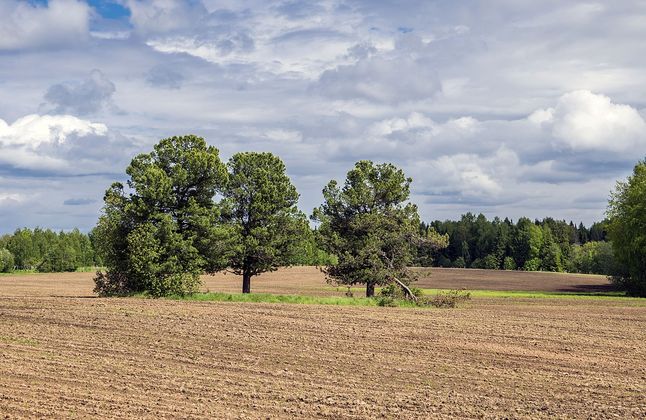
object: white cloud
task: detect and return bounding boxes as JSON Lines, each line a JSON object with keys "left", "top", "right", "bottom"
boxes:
{"left": 125, "top": 0, "right": 207, "bottom": 35}
{"left": 263, "top": 129, "right": 302, "bottom": 143}
{"left": 0, "top": 192, "right": 24, "bottom": 207}
{"left": 0, "top": 114, "right": 134, "bottom": 174}
{"left": 416, "top": 147, "right": 519, "bottom": 200}
{"left": 0, "top": 0, "right": 90, "bottom": 50}
{"left": 534, "top": 90, "right": 646, "bottom": 152}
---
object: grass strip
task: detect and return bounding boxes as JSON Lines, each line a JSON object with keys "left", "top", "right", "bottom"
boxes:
{"left": 143, "top": 291, "right": 426, "bottom": 307}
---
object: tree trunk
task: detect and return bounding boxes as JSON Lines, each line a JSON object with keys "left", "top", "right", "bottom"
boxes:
{"left": 242, "top": 271, "right": 251, "bottom": 294}
{"left": 366, "top": 282, "right": 375, "bottom": 297}
{"left": 392, "top": 276, "right": 418, "bottom": 302}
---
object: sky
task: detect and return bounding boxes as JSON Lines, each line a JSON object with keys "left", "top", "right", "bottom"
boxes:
{"left": 1, "top": 0, "right": 646, "bottom": 233}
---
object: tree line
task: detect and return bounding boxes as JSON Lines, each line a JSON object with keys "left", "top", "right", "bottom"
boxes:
{"left": 421, "top": 215, "right": 617, "bottom": 275}
{"left": 2, "top": 135, "right": 644, "bottom": 297}
{"left": 0, "top": 228, "right": 98, "bottom": 273}
{"left": 0, "top": 225, "right": 334, "bottom": 274}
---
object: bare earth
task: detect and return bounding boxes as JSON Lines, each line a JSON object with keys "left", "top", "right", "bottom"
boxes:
{"left": 0, "top": 268, "right": 644, "bottom": 419}
{"left": 0, "top": 266, "right": 615, "bottom": 298}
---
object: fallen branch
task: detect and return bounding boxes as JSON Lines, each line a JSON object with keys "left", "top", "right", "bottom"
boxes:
{"left": 391, "top": 276, "right": 418, "bottom": 302}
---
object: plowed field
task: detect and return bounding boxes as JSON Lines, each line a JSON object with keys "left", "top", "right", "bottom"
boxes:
{"left": 0, "top": 266, "right": 614, "bottom": 298}
{"left": 1, "top": 269, "right": 644, "bottom": 419}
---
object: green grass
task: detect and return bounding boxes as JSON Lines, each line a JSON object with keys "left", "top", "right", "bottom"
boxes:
{"left": 143, "top": 291, "right": 423, "bottom": 307}
{"left": 0, "top": 266, "right": 104, "bottom": 276}
{"left": 331, "top": 285, "right": 633, "bottom": 299}
{"left": 135, "top": 286, "right": 645, "bottom": 309}
{"left": 0, "top": 269, "right": 38, "bottom": 276}
{"left": 419, "top": 288, "right": 639, "bottom": 300}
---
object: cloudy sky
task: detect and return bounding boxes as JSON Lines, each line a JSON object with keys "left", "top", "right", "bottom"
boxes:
{"left": 1, "top": 0, "right": 645, "bottom": 232}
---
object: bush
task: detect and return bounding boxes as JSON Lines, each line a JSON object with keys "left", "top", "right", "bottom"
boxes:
{"left": 377, "top": 283, "right": 471, "bottom": 308}
{"left": 376, "top": 296, "right": 399, "bottom": 307}
{"left": 452, "top": 257, "right": 466, "bottom": 268}
{"left": 481, "top": 254, "right": 500, "bottom": 269}
{"left": 470, "top": 258, "right": 482, "bottom": 268}
{"left": 523, "top": 257, "right": 541, "bottom": 271}
{"left": 379, "top": 283, "right": 423, "bottom": 299}
{"left": 0, "top": 248, "right": 14, "bottom": 273}
{"left": 503, "top": 256, "right": 517, "bottom": 270}
{"left": 426, "top": 289, "right": 471, "bottom": 308}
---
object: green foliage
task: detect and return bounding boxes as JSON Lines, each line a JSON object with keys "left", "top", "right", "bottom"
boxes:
{"left": 377, "top": 287, "right": 471, "bottom": 308}
{"left": 452, "top": 257, "right": 466, "bottom": 268}
{"left": 481, "top": 254, "right": 500, "bottom": 269}
{"left": 428, "top": 289, "right": 471, "bottom": 308}
{"left": 523, "top": 257, "right": 542, "bottom": 271}
{"left": 428, "top": 214, "right": 614, "bottom": 275}
{"left": 607, "top": 159, "right": 646, "bottom": 296}
{"left": 313, "top": 161, "right": 438, "bottom": 297}
{"left": 285, "top": 228, "right": 337, "bottom": 266}
{"left": 379, "top": 283, "right": 423, "bottom": 299}
{"left": 540, "top": 226, "right": 563, "bottom": 272}
{"left": 93, "top": 135, "right": 229, "bottom": 297}
{"left": 223, "top": 152, "right": 307, "bottom": 293}
{"left": 569, "top": 241, "right": 617, "bottom": 275}
{"left": 0, "top": 249, "right": 14, "bottom": 273}
{"left": 2, "top": 228, "right": 97, "bottom": 272}
{"left": 502, "top": 256, "right": 517, "bottom": 270}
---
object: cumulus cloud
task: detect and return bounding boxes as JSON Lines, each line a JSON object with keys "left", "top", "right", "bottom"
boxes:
{"left": 0, "top": 0, "right": 90, "bottom": 50}
{"left": 41, "top": 70, "right": 116, "bottom": 116}
{"left": 0, "top": 114, "right": 134, "bottom": 175}
{"left": 530, "top": 90, "right": 646, "bottom": 153}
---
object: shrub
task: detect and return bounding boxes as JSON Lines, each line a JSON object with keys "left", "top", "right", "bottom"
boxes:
{"left": 452, "top": 257, "right": 466, "bottom": 268}
{"left": 377, "top": 284, "right": 471, "bottom": 308}
{"left": 503, "top": 256, "right": 517, "bottom": 270}
{"left": 0, "top": 248, "right": 14, "bottom": 273}
{"left": 523, "top": 257, "right": 541, "bottom": 271}
{"left": 427, "top": 289, "right": 471, "bottom": 308}
{"left": 379, "top": 283, "right": 423, "bottom": 299}
{"left": 376, "top": 296, "right": 399, "bottom": 307}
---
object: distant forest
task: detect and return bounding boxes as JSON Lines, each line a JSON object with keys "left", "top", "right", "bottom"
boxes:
{"left": 419, "top": 213, "right": 614, "bottom": 275}
{"left": 0, "top": 213, "right": 614, "bottom": 276}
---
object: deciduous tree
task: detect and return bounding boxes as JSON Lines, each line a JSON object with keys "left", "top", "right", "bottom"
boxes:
{"left": 607, "top": 159, "right": 646, "bottom": 296}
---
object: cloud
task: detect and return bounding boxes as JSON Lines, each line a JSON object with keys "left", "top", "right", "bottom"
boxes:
{"left": 413, "top": 147, "right": 518, "bottom": 203}
{"left": 41, "top": 70, "right": 117, "bottom": 115}
{"left": 125, "top": 0, "right": 208, "bottom": 35}
{"left": 317, "top": 54, "right": 441, "bottom": 103}
{"left": 530, "top": 90, "right": 646, "bottom": 153}
{"left": 0, "top": 0, "right": 90, "bottom": 50}
{"left": 2, "top": 0, "right": 646, "bottom": 230}
{"left": 0, "top": 192, "right": 24, "bottom": 207}
{"left": 0, "top": 114, "right": 135, "bottom": 175}
{"left": 145, "top": 65, "right": 184, "bottom": 89}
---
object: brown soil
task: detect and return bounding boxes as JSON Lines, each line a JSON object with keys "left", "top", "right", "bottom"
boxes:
{"left": 0, "top": 269, "right": 643, "bottom": 419}
{"left": 0, "top": 267, "right": 614, "bottom": 298}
